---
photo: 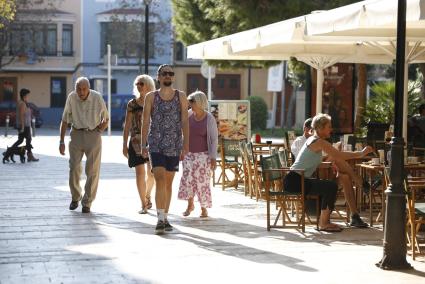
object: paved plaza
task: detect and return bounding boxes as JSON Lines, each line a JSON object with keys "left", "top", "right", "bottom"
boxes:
{"left": 0, "top": 128, "right": 424, "bottom": 284}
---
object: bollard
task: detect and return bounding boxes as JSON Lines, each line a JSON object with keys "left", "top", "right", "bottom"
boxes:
{"left": 31, "top": 117, "right": 36, "bottom": 137}
{"left": 5, "top": 115, "right": 10, "bottom": 137}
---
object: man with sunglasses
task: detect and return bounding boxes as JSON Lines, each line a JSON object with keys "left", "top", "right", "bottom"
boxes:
{"left": 141, "top": 64, "right": 189, "bottom": 234}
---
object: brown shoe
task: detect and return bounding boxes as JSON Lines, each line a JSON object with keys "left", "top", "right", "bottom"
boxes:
{"left": 82, "top": 206, "right": 90, "bottom": 213}
{"left": 27, "top": 152, "right": 39, "bottom": 162}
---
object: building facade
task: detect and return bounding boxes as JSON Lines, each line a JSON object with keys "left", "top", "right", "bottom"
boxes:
{"left": 1, "top": 0, "right": 276, "bottom": 128}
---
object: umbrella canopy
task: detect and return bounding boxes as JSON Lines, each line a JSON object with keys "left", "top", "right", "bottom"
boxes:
{"left": 186, "top": 0, "right": 425, "bottom": 138}
{"left": 305, "top": 0, "right": 425, "bottom": 140}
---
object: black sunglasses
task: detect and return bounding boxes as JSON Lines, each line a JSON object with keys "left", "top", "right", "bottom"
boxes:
{"left": 188, "top": 98, "right": 195, "bottom": 103}
{"left": 135, "top": 82, "right": 144, "bottom": 86}
{"left": 160, "top": 71, "right": 175, "bottom": 77}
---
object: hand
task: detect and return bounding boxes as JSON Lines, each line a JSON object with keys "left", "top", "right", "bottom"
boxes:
{"left": 59, "top": 144, "right": 65, "bottom": 155}
{"left": 19, "top": 128, "right": 24, "bottom": 134}
{"left": 141, "top": 147, "right": 149, "bottom": 158}
{"left": 362, "top": 146, "right": 374, "bottom": 157}
{"left": 123, "top": 145, "right": 128, "bottom": 158}
{"left": 180, "top": 148, "right": 188, "bottom": 161}
{"left": 210, "top": 159, "right": 217, "bottom": 171}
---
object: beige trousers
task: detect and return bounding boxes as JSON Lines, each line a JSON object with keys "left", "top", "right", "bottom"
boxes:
{"left": 68, "top": 129, "right": 102, "bottom": 208}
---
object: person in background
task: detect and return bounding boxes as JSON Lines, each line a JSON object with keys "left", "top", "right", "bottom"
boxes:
{"left": 59, "top": 77, "right": 109, "bottom": 213}
{"left": 123, "top": 75, "right": 156, "bottom": 214}
{"left": 11, "top": 88, "right": 39, "bottom": 162}
{"left": 178, "top": 91, "right": 218, "bottom": 218}
{"left": 284, "top": 113, "right": 373, "bottom": 232}
{"left": 290, "top": 118, "right": 313, "bottom": 159}
{"left": 141, "top": 64, "right": 189, "bottom": 234}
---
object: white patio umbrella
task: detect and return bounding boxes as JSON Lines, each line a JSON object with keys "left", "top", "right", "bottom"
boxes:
{"left": 187, "top": 16, "right": 396, "bottom": 114}
{"left": 305, "top": 0, "right": 425, "bottom": 139}
{"left": 186, "top": 0, "right": 425, "bottom": 138}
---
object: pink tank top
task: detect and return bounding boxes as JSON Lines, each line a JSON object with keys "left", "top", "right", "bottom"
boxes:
{"left": 189, "top": 114, "right": 208, "bottom": 153}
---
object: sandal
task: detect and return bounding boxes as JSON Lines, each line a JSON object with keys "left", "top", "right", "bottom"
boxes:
{"left": 138, "top": 207, "right": 148, "bottom": 214}
{"left": 146, "top": 197, "right": 152, "bottom": 209}
{"left": 183, "top": 206, "right": 194, "bottom": 217}
{"left": 200, "top": 208, "right": 208, "bottom": 218}
{"left": 317, "top": 225, "right": 343, "bottom": 232}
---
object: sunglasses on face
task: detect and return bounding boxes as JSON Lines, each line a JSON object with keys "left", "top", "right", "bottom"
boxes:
{"left": 188, "top": 98, "right": 195, "bottom": 103}
{"left": 160, "top": 71, "right": 175, "bottom": 77}
{"left": 135, "top": 82, "right": 144, "bottom": 86}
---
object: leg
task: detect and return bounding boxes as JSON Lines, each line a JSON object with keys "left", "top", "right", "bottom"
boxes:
{"left": 82, "top": 131, "right": 102, "bottom": 208}
{"left": 337, "top": 173, "right": 358, "bottom": 214}
{"left": 145, "top": 162, "right": 155, "bottom": 204}
{"left": 152, "top": 166, "right": 167, "bottom": 214}
{"left": 178, "top": 153, "right": 195, "bottom": 216}
{"left": 68, "top": 131, "right": 84, "bottom": 203}
{"left": 11, "top": 131, "right": 25, "bottom": 148}
{"left": 306, "top": 178, "right": 339, "bottom": 229}
{"left": 135, "top": 164, "right": 148, "bottom": 211}
{"left": 164, "top": 170, "right": 176, "bottom": 214}
{"left": 333, "top": 158, "right": 363, "bottom": 189}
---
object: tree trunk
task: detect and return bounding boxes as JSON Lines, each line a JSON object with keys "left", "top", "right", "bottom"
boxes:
{"left": 419, "top": 63, "right": 425, "bottom": 99}
{"left": 355, "top": 64, "right": 367, "bottom": 132}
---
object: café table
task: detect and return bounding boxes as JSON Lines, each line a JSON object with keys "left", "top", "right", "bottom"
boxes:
{"left": 357, "top": 161, "right": 425, "bottom": 226}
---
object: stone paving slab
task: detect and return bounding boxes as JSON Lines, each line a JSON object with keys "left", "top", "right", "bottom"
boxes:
{"left": 0, "top": 128, "right": 424, "bottom": 284}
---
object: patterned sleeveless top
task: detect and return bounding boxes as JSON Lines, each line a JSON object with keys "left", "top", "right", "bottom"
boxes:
{"left": 127, "top": 98, "right": 143, "bottom": 137}
{"left": 148, "top": 90, "right": 182, "bottom": 156}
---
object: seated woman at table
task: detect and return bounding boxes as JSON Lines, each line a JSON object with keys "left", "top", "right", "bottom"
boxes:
{"left": 284, "top": 113, "right": 373, "bottom": 232}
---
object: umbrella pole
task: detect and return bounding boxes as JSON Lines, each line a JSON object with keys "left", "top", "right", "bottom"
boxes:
{"left": 316, "top": 68, "right": 324, "bottom": 115}
{"left": 377, "top": 0, "right": 411, "bottom": 270}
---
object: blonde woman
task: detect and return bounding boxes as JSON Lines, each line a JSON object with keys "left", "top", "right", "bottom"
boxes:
{"left": 123, "top": 75, "right": 155, "bottom": 214}
{"left": 178, "top": 91, "right": 218, "bottom": 218}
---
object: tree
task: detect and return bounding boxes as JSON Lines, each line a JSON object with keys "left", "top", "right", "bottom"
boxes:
{"left": 171, "top": 0, "right": 359, "bottom": 69}
{"left": 0, "top": 0, "right": 58, "bottom": 70}
{"left": 104, "top": 0, "right": 169, "bottom": 72}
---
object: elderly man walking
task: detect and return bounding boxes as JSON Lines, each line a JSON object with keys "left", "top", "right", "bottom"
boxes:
{"left": 59, "top": 77, "right": 109, "bottom": 213}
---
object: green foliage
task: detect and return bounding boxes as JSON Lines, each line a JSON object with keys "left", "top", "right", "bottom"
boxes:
{"left": 363, "top": 71, "right": 425, "bottom": 126}
{"left": 0, "top": 1, "right": 16, "bottom": 30}
{"left": 0, "top": 0, "right": 58, "bottom": 69}
{"left": 171, "top": 0, "right": 358, "bottom": 69}
{"left": 248, "top": 96, "right": 268, "bottom": 130}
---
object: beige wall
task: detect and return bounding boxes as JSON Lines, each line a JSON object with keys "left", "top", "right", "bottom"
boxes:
{"left": 1, "top": 0, "right": 81, "bottom": 107}
{"left": 6, "top": 72, "right": 73, "bottom": 107}
{"left": 174, "top": 66, "right": 273, "bottom": 104}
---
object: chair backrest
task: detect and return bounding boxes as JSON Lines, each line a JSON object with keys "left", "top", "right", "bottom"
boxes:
{"left": 221, "top": 138, "right": 242, "bottom": 157}
{"left": 246, "top": 142, "right": 254, "bottom": 161}
{"left": 260, "top": 153, "right": 283, "bottom": 181}
{"left": 286, "top": 130, "right": 296, "bottom": 149}
{"left": 278, "top": 149, "right": 289, "bottom": 167}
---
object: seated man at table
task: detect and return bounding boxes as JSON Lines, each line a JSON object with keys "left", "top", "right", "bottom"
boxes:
{"left": 291, "top": 118, "right": 313, "bottom": 159}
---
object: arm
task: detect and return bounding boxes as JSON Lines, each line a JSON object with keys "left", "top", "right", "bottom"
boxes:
{"left": 59, "top": 120, "right": 68, "bottom": 155}
{"left": 122, "top": 107, "right": 132, "bottom": 158}
{"left": 208, "top": 113, "right": 219, "bottom": 170}
{"left": 141, "top": 92, "right": 153, "bottom": 157}
{"left": 96, "top": 96, "right": 109, "bottom": 132}
{"left": 313, "top": 139, "right": 373, "bottom": 160}
{"left": 19, "top": 102, "right": 25, "bottom": 132}
{"left": 179, "top": 91, "right": 189, "bottom": 159}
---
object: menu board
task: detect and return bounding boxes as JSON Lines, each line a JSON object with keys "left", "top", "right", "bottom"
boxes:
{"left": 209, "top": 100, "right": 250, "bottom": 140}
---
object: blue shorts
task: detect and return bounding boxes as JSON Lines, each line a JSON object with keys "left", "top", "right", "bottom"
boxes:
{"left": 149, "top": 152, "right": 180, "bottom": 172}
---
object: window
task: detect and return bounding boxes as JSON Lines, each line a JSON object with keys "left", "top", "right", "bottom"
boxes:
{"left": 175, "top": 41, "right": 184, "bottom": 61}
{"left": 229, "top": 78, "right": 239, "bottom": 89}
{"left": 62, "top": 24, "right": 73, "bottom": 56}
{"left": 100, "top": 22, "right": 155, "bottom": 58}
{"left": 89, "top": 78, "right": 117, "bottom": 95}
{"left": 9, "top": 24, "right": 57, "bottom": 56}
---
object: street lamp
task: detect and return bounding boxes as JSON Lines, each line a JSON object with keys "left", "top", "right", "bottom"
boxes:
{"left": 143, "top": 0, "right": 152, "bottom": 75}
